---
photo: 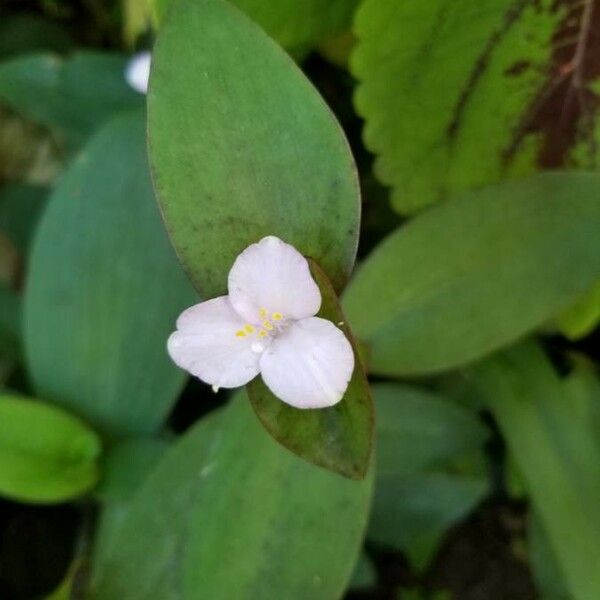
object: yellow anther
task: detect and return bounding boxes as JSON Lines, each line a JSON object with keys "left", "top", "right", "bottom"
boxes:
{"left": 263, "top": 320, "right": 273, "bottom": 331}
{"left": 244, "top": 324, "right": 255, "bottom": 333}
{"left": 235, "top": 330, "right": 246, "bottom": 337}
{"left": 259, "top": 330, "right": 267, "bottom": 338}
{"left": 272, "top": 312, "right": 282, "bottom": 321}
{"left": 259, "top": 308, "right": 268, "bottom": 318}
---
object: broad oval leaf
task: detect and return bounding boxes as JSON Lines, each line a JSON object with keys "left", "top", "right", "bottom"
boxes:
{"left": 0, "top": 52, "right": 142, "bottom": 149}
{"left": 352, "top": 0, "right": 599, "bottom": 213}
{"left": 24, "top": 110, "right": 196, "bottom": 437}
{"left": 247, "top": 259, "right": 373, "bottom": 480}
{"left": 91, "top": 394, "right": 373, "bottom": 600}
{"left": 0, "top": 394, "right": 101, "bottom": 503}
{"left": 148, "top": 0, "right": 360, "bottom": 297}
{"left": 343, "top": 172, "right": 600, "bottom": 376}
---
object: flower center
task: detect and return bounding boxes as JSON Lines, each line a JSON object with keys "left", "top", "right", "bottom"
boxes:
{"left": 234, "top": 307, "right": 286, "bottom": 353}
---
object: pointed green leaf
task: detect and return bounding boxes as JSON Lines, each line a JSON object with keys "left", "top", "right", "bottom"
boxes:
{"left": 24, "top": 110, "right": 196, "bottom": 437}
{"left": 91, "top": 395, "right": 373, "bottom": 600}
{"left": 0, "top": 394, "right": 101, "bottom": 503}
{"left": 247, "top": 259, "right": 373, "bottom": 480}
{"left": 343, "top": 173, "right": 600, "bottom": 376}
{"left": 352, "top": 0, "right": 600, "bottom": 213}
{"left": 148, "top": 0, "right": 360, "bottom": 297}
{"left": 473, "top": 342, "right": 600, "bottom": 600}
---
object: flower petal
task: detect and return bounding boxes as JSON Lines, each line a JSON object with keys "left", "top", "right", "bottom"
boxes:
{"left": 125, "top": 51, "right": 151, "bottom": 94}
{"left": 167, "top": 296, "right": 261, "bottom": 389}
{"left": 259, "top": 317, "right": 354, "bottom": 409}
{"left": 228, "top": 236, "right": 321, "bottom": 323}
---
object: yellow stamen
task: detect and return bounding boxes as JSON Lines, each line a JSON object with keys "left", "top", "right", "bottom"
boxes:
{"left": 244, "top": 324, "right": 255, "bottom": 333}
{"left": 263, "top": 320, "right": 274, "bottom": 331}
{"left": 259, "top": 330, "right": 267, "bottom": 338}
{"left": 272, "top": 312, "right": 282, "bottom": 321}
{"left": 259, "top": 308, "right": 268, "bottom": 318}
{"left": 235, "top": 330, "right": 246, "bottom": 337}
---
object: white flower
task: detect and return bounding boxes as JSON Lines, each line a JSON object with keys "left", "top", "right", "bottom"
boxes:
{"left": 125, "top": 51, "right": 151, "bottom": 94}
{"left": 167, "top": 236, "right": 355, "bottom": 409}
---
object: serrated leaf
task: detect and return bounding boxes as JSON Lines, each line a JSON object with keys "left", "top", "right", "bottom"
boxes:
{"left": 343, "top": 172, "right": 600, "bottom": 376}
{"left": 352, "top": 0, "right": 600, "bottom": 213}
{"left": 148, "top": 0, "right": 360, "bottom": 297}
{"left": 91, "top": 394, "right": 373, "bottom": 600}
{"left": 247, "top": 259, "right": 373, "bottom": 480}
{"left": 0, "top": 394, "right": 101, "bottom": 503}
{"left": 24, "top": 110, "right": 196, "bottom": 437}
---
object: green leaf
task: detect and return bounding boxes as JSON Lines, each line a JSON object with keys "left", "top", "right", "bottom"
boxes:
{"left": 91, "top": 394, "right": 373, "bottom": 600}
{"left": 153, "top": 0, "right": 358, "bottom": 53}
{"left": 349, "top": 552, "right": 376, "bottom": 590}
{"left": 473, "top": 342, "right": 600, "bottom": 600}
{"left": 352, "top": 0, "right": 599, "bottom": 213}
{"left": 230, "top": 0, "right": 359, "bottom": 53}
{"left": 149, "top": 0, "right": 360, "bottom": 297}
{"left": 554, "top": 279, "right": 600, "bottom": 340}
{"left": 0, "top": 183, "right": 48, "bottom": 254}
{"left": 24, "top": 110, "right": 196, "bottom": 438}
{"left": 93, "top": 437, "right": 171, "bottom": 570}
{"left": 0, "top": 394, "right": 101, "bottom": 503}
{"left": 247, "top": 259, "right": 373, "bottom": 480}
{"left": 368, "top": 384, "right": 488, "bottom": 570}
{"left": 0, "top": 52, "right": 142, "bottom": 149}
{"left": 343, "top": 173, "right": 600, "bottom": 376}
{"left": 528, "top": 512, "right": 571, "bottom": 600}
{"left": 374, "top": 383, "right": 488, "bottom": 478}
{"left": 370, "top": 472, "right": 487, "bottom": 570}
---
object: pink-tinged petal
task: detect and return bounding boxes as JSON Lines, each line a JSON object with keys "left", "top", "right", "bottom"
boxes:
{"left": 228, "top": 236, "right": 321, "bottom": 324}
{"left": 167, "top": 296, "right": 261, "bottom": 389}
{"left": 259, "top": 317, "right": 354, "bottom": 409}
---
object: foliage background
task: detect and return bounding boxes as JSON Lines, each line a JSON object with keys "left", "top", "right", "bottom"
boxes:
{"left": 1, "top": 0, "right": 599, "bottom": 599}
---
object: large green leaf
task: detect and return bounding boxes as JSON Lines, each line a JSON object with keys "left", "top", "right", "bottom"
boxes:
{"left": 0, "top": 394, "right": 101, "bottom": 503}
{"left": 24, "top": 110, "right": 196, "bottom": 437}
{"left": 91, "top": 394, "right": 373, "bottom": 600}
{"left": 352, "top": 0, "right": 600, "bottom": 213}
{"left": 247, "top": 260, "right": 373, "bottom": 480}
{"left": 368, "top": 384, "right": 489, "bottom": 570}
{"left": 473, "top": 342, "right": 600, "bottom": 600}
{"left": 343, "top": 173, "right": 600, "bottom": 376}
{"left": 148, "top": 0, "right": 360, "bottom": 297}
{"left": 0, "top": 52, "right": 142, "bottom": 149}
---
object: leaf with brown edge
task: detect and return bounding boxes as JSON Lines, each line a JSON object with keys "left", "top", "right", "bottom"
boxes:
{"left": 247, "top": 259, "right": 374, "bottom": 480}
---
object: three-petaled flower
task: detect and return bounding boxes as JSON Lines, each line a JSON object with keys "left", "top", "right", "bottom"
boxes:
{"left": 167, "top": 236, "right": 355, "bottom": 409}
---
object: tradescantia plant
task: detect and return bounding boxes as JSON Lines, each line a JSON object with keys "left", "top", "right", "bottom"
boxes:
{"left": 0, "top": 0, "right": 600, "bottom": 599}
